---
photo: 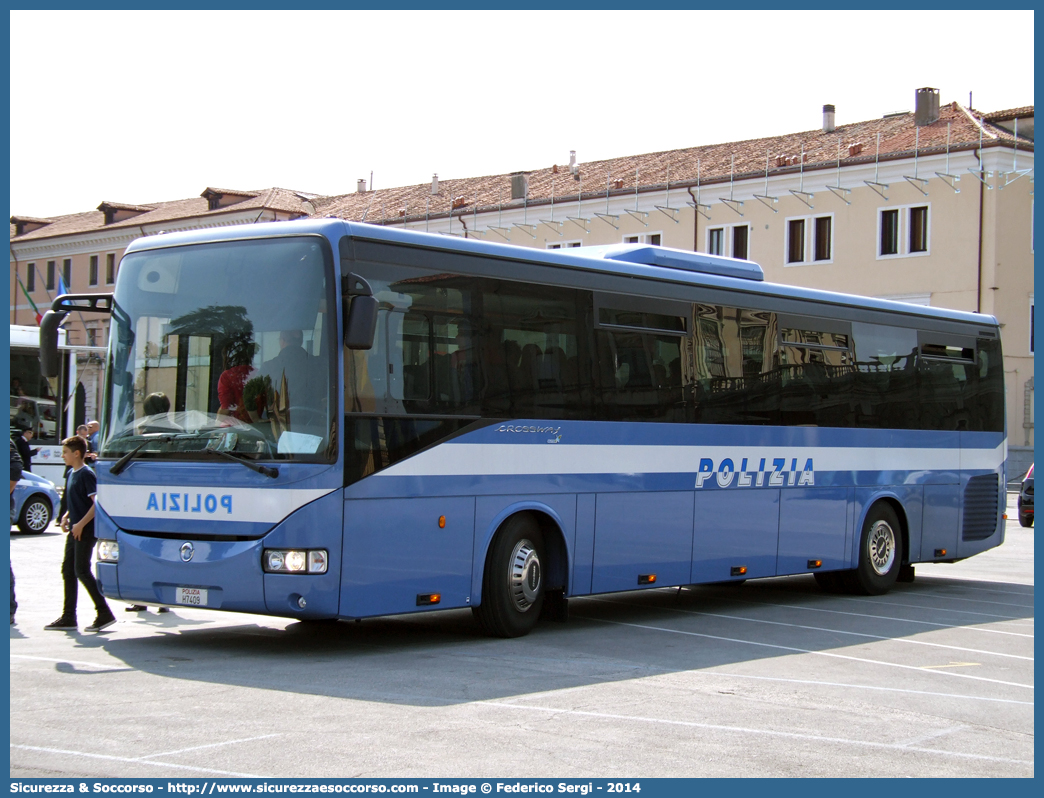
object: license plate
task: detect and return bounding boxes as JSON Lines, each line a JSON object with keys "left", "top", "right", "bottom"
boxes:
{"left": 176, "top": 587, "right": 208, "bottom": 606}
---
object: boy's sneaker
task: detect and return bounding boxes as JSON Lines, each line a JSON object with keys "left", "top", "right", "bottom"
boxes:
{"left": 85, "top": 612, "right": 116, "bottom": 633}
{"left": 44, "top": 616, "right": 77, "bottom": 631}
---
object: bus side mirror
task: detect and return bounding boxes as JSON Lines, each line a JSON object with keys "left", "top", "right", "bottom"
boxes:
{"left": 342, "top": 272, "right": 377, "bottom": 350}
{"left": 344, "top": 295, "right": 378, "bottom": 350}
{"left": 39, "top": 310, "right": 66, "bottom": 378}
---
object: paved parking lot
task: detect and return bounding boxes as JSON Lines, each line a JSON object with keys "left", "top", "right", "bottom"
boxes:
{"left": 10, "top": 495, "right": 1033, "bottom": 778}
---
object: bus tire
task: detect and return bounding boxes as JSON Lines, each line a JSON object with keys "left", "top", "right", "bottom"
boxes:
{"left": 17, "top": 495, "right": 52, "bottom": 534}
{"left": 473, "top": 514, "right": 545, "bottom": 638}
{"left": 847, "top": 503, "right": 902, "bottom": 596}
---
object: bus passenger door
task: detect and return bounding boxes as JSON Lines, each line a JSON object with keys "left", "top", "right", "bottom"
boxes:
{"left": 340, "top": 497, "right": 476, "bottom": 618}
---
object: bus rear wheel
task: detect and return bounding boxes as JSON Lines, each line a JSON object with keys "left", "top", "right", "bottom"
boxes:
{"left": 473, "top": 514, "right": 545, "bottom": 638}
{"left": 845, "top": 503, "right": 902, "bottom": 596}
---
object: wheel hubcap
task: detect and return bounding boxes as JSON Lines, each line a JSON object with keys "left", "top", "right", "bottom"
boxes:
{"left": 868, "top": 520, "right": 896, "bottom": 576}
{"left": 508, "top": 539, "right": 542, "bottom": 612}
{"left": 25, "top": 502, "right": 49, "bottom": 531}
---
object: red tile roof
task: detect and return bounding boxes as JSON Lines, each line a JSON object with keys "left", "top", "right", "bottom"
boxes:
{"left": 312, "top": 102, "right": 1033, "bottom": 224}
{"left": 11, "top": 188, "right": 315, "bottom": 242}
{"left": 11, "top": 102, "right": 1032, "bottom": 239}
{"left": 983, "top": 106, "right": 1034, "bottom": 122}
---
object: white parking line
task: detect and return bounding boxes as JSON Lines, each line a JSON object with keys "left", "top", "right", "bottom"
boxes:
{"left": 10, "top": 744, "right": 263, "bottom": 777}
{"left": 903, "top": 593, "right": 1035, "bottom": 610}
{"left": 477, "top": 703, "right": 1032, "bottom": 766}
{"left": 840, "top": 595, "right": 1032, "bottom": 621}
{"left": 577, "top": 616, "right": 1034, "bottom": 690}
{"left": 139, "top": 734, "right": 282, "bottom": 760}
{"left": 918, "top": 582, "right": 1034, "bottom": 598}
{"left": 594, "top": 600, "right": 1033, "bottom": 662}
{"left": 679, "top": 671, "right": 1035, "bottom": 706}
{"left": 11, "top": 654, "right": 133, "bottom": 671}
{"left": 728, "top": 598, "right": 1034, "bottom": 639}
{"left": 502, "top": 670, "right": 1034, "bottom": 707}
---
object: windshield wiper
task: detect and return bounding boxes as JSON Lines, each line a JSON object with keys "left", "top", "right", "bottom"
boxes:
{"left": 109, "top": 435, "right": 176, "bottom": 476}
{"left": 199, "top": 447, "right": 279, "bottom": 479}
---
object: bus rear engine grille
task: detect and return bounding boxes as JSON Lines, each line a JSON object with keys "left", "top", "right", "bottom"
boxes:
{"left": 962, "top": 474, "right": 1000, "bottom": 541}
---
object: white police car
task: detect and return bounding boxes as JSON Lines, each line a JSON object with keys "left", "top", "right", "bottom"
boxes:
{"left": 11, "top": 471, "right": 60, "bottom": 534}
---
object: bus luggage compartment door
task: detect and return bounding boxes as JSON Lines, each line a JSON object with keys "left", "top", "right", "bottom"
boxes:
{"left": 776, "top": 487, "right": 849, "bottom": 575}
{"left": 592, "top": 491, "right": 694, "bottom": 593}
{"left": 691, "top": 489, "right": 780, "bottom": 583}
{"left": 341, "top": 496, "right": 476, "bottom": 617}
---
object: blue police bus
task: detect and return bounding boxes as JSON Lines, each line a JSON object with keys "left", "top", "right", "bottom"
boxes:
{"left": 40, "top": 218, "right": 1007, "bottom": 637}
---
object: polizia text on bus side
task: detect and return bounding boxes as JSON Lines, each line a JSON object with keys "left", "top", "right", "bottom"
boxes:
{"left": 39, "top": 218, "right": 1007, "bottom": 637}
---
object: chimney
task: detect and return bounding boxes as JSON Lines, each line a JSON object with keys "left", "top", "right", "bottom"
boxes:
{"left": 823, "top": 104, "right": 835, "bottom": 133}
{"left": 431, "top": 173, "right": 439, "bottom": 195}
{"left": 569, "top": 150, "right": 579, "bottom": 180}
{"left": 915, "top": 87, "right": 940, "bottom": 126}
{"left": 356, "top": 179, "right": 367, "bottom": 193}
{"left": 510, "top": 172, "right": 528, "bottom": 200}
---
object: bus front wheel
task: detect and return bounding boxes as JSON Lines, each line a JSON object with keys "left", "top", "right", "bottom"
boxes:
{"left": 473, "top": 514, "right": 545, "bottom": 638}
{"left": 847, "top": 503, "right": 902, "bottom": 596}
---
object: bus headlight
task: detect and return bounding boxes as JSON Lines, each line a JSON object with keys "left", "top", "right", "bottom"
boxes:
{"left": 97, "top": 540, "right": 119, "bottom": 562}
{"left": 263, "top": 549, "right": 328, "bottom": 574}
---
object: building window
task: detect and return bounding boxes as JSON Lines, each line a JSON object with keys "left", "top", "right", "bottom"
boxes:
{"left": 732, "top": 225, "right": 749, "bottom": 261}
{"left": 909, "top": 206, "right": 928, "bottom": 253}
{"left": 89, "top": 255, "right": 99, "bottom": 286}
{"left": 786, "top": 214, "right": 834, "bottom": 265}
{"left": 814, "top": 216, "right": 832, "bottom": 261}
{"left": 106, "top": 253, "right": 116, "bottom": 284}
{"left": 624, "top": 233, "right": 662, "bottom": 246}
{"left": 46, "top": 261, "right": 55, "bottom": 290}
{"left": 547, "top": 241, "right": 582, "bottom": 249}
{"left": 26, "top": 263, "right": 35, "bottom": 292}
{"left": 787, "top": 219, "right": 805, "bottom": 263}
{"left": 62, "top": 259, "right": 72, "bottom": 289}
{"left": 880, "top": 210, "right": 899, "bottom": 255}
{"left": 708, "top": 228, "right": 724, "bottom": 256}
{"left": 707, "top": 224, "right": 750, "bottom": 259}
{"left": 879, "top": 204, "right": 930, "bottom": 259}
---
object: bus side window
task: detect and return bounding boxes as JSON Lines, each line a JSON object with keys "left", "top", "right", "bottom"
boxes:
{"left": 401, "top": 313, "right": 431, "bottom": 403}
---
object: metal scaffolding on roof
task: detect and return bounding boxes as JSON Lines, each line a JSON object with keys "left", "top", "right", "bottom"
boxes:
{"left": 865, "top": 133, "right": 890, "bottom": 199}
{"left": 594, "top": 172, "right": 620, "bottom": 229}
{"left": 935, "top": 123, "right": 961, "bottom": 193}
{"left": 719, "top": 156, "right": 744, "bottom": 217}
{"left": 789, "top": 144, "right": 814, "bottom": 209}
{"left": 654, "top": 164, "right": 680, "bottom": 224}
{"left": 685, "top": 159, "right": 711, "bottom": 219}
{"left": 826, "top": 138, "right": 851, "bottom": 205}
{"left": 903, "top": 127, "right": 929, "bottom": 196}
{"left": 754, "top": 152, "right": 780, "bottom": 212}
{"left": 624, "top": 169, "right": 649, "bottom": 225}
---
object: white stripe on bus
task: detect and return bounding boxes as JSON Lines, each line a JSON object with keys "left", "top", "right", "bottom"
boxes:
{"left": 98, "top": 485, "right": 335, "bottom": 523}
{"left": 376, "top": 442, "right": 1005, "bottom": 478}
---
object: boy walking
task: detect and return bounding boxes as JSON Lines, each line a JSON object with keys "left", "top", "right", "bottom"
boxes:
{"left": 45, "top": 436, "right": 115, "bottom": 632}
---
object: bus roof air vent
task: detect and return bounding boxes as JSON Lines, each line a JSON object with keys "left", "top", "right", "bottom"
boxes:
{"left": 588, "top": 244, "right": 765, "bottom": 281}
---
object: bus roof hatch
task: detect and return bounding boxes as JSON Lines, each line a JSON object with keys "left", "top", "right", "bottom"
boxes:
{"left": 588, "top": 244, "right": 764, "bottom": 282}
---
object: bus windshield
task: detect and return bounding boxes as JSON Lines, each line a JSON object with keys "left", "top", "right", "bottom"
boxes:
{"left": 102, "top": 236, "right": 337, "bottom": 462}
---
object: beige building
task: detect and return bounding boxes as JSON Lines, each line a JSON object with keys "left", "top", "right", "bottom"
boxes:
{"left": 10, "top": 89, "right": 1033, "bottom": 473}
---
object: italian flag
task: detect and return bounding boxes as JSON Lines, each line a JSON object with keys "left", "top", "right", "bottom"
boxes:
{"left": 17, "top": 275, "right": 41, "bottom": 324}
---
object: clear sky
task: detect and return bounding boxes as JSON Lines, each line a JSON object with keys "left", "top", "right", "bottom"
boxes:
{"left": 9, "top": 9, "right": 1035, "bottom": 219}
